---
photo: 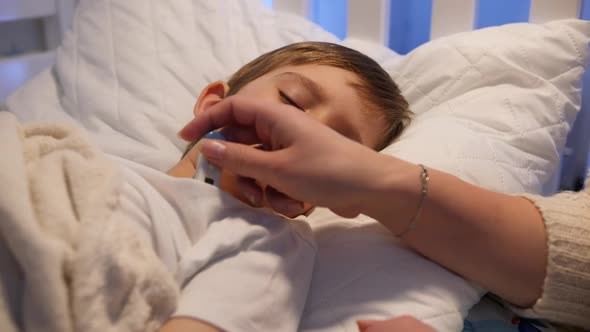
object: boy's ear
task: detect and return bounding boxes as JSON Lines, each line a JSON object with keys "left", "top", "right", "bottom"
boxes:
{"left": 193, "top": 81, "right": 229, "bottom": 116}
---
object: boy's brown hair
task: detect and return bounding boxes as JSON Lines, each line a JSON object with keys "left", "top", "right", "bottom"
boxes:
{"left": 186, "top": 42, "right": 410, "bottom": 155}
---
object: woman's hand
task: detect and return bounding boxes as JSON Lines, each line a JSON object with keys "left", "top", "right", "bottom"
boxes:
{"left": 178, "top": 95, "right": 548, "bottom": 308}
{"left": 166, "top": 139, "right": 314, "bottom": 218}
{"left": 178, "top": 96, "right": 402, "bottom": 218}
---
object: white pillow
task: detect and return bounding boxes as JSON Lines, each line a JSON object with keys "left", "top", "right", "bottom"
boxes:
{"left": 8, "top": 0, "right": 400, "bottom": 172}
{"left": 303, "top": 19, "right": 590, "bottom": 332}
{"left": 52, "top": 0, "right": 339, "bottom": 170}
{"left": 384, "top": 19, "right": 589, "bottom": 194}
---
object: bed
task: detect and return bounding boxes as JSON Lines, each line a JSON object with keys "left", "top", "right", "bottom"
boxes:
{"left": 2, "top": 0, "right": 589, "bottom": 331}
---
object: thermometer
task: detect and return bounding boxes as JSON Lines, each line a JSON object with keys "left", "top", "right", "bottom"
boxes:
{"left": 193, "top": 131, "right": 227, "bottom": 186}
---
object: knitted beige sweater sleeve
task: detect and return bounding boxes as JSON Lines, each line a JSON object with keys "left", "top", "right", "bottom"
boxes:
{"left": 518, "top": 176, "right": 590, "bottom": 329}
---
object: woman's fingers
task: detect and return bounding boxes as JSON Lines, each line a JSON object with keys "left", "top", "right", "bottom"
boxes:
{"left": 177, "top": 96, "right": 382, "bottom": 217}
{"left": 220, "top": 125, "right": 263, "bottom": 146}
{"left": 235, "top": 176, "right": 264, "bottom": 207}
{"left": 179, "top": 96, "right": 298, "bottom": 144}
{"left": 200, "top": 139, "right": 281, "bottom": 187}
{"left": 178, "top": 97, "right": 248, "bottom": 141}
{"left": 236, "top": 178, "right": 311, "bottom": 217}
{"left": 264, "top": 186, "right": 308, "bottom": 218}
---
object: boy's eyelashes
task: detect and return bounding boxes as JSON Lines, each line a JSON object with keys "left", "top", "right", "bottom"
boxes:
{"left": 278, "top": 90, "right": 304, "bottom": 111}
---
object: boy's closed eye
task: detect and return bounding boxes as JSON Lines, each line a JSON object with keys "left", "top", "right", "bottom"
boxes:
{"left": 278, "top": 90, "right": 304, "bottom": 111}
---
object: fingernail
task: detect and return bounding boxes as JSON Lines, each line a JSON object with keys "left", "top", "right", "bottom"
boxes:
{"left": 244, "top": 187, "right": 260, "bottom": 206}
{"left": 201, "top": 140, "right": 226, "bottom": 161}
{"left": 177, "top": 125, "right": 190, "bottom": 140}
{"left": 246, "top": 193, "right": 257, "bottom": 206}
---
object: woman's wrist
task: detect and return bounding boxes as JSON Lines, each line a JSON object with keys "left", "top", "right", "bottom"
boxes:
{"left": 360, "top": 155, "right": 423, "bottom": 232}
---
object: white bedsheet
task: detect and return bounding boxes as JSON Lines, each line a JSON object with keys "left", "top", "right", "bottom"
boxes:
{"left": 300, "top": 208, "right": 481, "bottom": 332}
{"left": 111, "top": 156, "right": 316, "bottom": 332}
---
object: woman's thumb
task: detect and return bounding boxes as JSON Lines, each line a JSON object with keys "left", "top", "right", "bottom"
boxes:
{"left": 200, "top": 139, "right": 274, "bottom": 180}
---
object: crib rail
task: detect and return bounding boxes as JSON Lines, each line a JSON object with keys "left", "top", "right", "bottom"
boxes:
{"left": 529, "top": 0, "right": 581, "bottom": 23}
{"left": 272, "top": 0, "right": 584, "bottom": 45}
{"left": 347, "top": 0, "right": 391, "bottom": 45}
{"left": 431, "top": 0, "right": 476, "bottom": 39}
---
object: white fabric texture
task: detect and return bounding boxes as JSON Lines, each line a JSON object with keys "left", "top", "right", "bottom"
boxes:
{"left": 0, "top": 112, "right": 178, "bottom": 332}
{"left": 5, "top": 0, "right": 589, "bottom": 331}
{"left": 113, "top": 157, "right": 316, "bottom": 332}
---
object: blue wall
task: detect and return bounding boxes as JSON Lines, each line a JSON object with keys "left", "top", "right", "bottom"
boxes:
{"left": 312, "top": 0, "right": 348, "bottom": 39}
{"left": 583, "top": 0, "right": 590, "bottom": 19}
{"left": 475, "top": 0, "right": 531, "bottom": 29}
{"left": 388, "top": 0, "right": 432, "bottom": 54}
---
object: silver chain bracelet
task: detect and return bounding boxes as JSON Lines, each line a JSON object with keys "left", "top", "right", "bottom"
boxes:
{"left": 396, "top": 164, "right": 429, "bottom": 237}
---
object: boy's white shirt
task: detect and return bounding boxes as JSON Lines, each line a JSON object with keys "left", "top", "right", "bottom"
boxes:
{"left": 111, "top": 155, "right": 316, "bottom": 332}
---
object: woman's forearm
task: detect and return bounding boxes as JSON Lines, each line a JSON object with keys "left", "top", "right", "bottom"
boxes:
{"left": 363, "top": 157, "right": 547, "bottom": 307}
{"left": 177, "top": 96, "right": 549, "bottom": 307}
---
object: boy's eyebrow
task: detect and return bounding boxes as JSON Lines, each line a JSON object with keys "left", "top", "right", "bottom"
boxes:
{"left": 277, "top": 72, "right": 326, "bottom": 101}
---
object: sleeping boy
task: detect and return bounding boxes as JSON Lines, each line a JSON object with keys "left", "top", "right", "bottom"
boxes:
{"left": 116, "top": 41, "right": 411, "bottom": 332}
{"left": 168, "top": 41, "right": 411, "bottom": 218}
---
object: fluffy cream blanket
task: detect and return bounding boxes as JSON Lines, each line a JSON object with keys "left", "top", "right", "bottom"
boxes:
{"left": 0, "top": 112, "right": 178, "bottom": 332}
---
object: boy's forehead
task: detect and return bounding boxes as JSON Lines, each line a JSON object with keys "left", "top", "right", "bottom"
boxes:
{"left": 267, "top": 64, "right": 359, "bottom": 82}
{"left": 257, "top": 64, "right": 386, "bottom": 149}
{"left": 266, "top": 64, "right": 365, "bottom": 101}
{"left": 275, "top": 72, "right": 326, "bottom": 102}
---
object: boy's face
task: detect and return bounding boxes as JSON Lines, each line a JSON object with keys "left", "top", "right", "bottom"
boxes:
{"left": 193, "top": 64, "right": 388, "bottom": 217}
{"left": 234, "top": 64, "right": 386, "bottom": 148}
